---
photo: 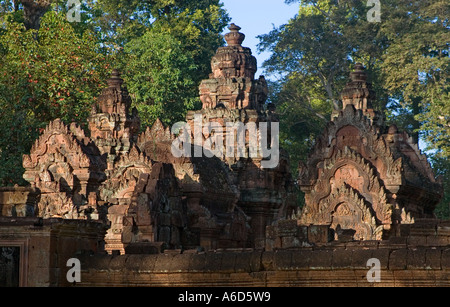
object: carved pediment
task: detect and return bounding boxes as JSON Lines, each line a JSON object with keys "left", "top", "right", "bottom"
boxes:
{"left": 23, "top": 119, "right": 98, "bottom": 183}
{"left": 101, "top": 146, "right": 153, "bottom": 203}
{"left": 298, "top": 64, "right": 442, "bottom": 240}
{"left": 300, "top": 184, "right": 385, "bottom": 240}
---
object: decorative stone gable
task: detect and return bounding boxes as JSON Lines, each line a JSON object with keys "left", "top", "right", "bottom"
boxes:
{"left": 298, "top": 64, "right": 442, "bottom": 240}
{"left": 22, "top": 119, "right": 105, "bottom": 219}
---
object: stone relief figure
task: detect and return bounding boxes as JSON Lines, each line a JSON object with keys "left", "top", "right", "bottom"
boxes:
{"left": 201, "top": 94, "right": 214, "bottom": 109}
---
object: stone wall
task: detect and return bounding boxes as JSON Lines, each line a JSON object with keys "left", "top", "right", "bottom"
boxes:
{"left": 0, "top": 187, "right": 38, "bottom": 217}
{"left": 0, "top": 217, "right": 106, "bottom": 287}
{"left": 76, "top": 239, "right": 450, "bottom": 287}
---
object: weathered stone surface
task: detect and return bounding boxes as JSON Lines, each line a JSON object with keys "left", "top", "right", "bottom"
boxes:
{"left": 0, "top": 24, "right": 447, "bottom": 288}
{"left": 297, "top": 64, "right": 442, "bottom": 241}
{"left": 389, "top": 249, "right": 408, "bottom": 269}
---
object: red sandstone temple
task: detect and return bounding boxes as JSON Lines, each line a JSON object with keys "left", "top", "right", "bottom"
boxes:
{"left": 0, "top": 25, "right": 446, "bottom": 287}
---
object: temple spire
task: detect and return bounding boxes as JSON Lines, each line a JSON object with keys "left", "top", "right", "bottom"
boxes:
{"left": 95, "top": 69, "right": 132, "bottom": 115}
{"left": 224, "top": 23, "right": 246, "bottom": 47}
{"left": 338, "top": 63, "right": 382, "bottom": 124}
{"left": 88, "top": 69, "right": 140, "bottom": 157}
{"left": 198, "top": 24, "right": 267, "bottom": 112}
{"left": 341, "top": 63, "right": 376, "bottom": 111}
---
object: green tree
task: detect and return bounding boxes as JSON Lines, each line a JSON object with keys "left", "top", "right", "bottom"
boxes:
{"left": 258, "top": 0, "right": 449, "bottom": 169}
{"left": 91, "top": 0, "right": 230, "bottom": 129}
{"left": 0, "top": 11, "right": 110, "bottom": 185}
{"left": 379, "top": 0, "right": 449, "bottom": 151}
{"left": 124, "top": 30, "right": 199, "bottom": 127}
{"left": 432, "top": 155, "right": 450, "bottom": 220}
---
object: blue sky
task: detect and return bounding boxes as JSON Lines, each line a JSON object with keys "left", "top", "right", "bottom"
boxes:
{"left": 220, "top": 0, "right": 298, "bottom": 74}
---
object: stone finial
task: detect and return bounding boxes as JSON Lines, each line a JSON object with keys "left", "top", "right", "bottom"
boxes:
{"left": 106, "top": 69, "right": 124, "bottom": 89}
{"left": 341, "top": 63, "right": 376, "bottom": 111}
{"left": 224, "top": 23, "right": 245, "bottom": 46}
{"left": 350, "top": 63, "right": 368, "bottom": 82}
{"left": 95, "top": 69, "right": 132, "bottom": 115}
{"left": 199, "top": 23, "right": 265, "bottom": 111}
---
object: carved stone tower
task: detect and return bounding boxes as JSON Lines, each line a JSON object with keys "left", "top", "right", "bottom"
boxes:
{"left": 189, "top": 24, "right": 295, "bottom": 248}
{"left": 298, "top": 63, "right": 443, "bottom": 240}
{"left": 88, "top": 69, "right": 141, "bottom": 165}
{"left": 199, "top": 23, "right": 268, "bottom": 114}
{"left": 337, "top": 62, "right": 382, "bottom": 125}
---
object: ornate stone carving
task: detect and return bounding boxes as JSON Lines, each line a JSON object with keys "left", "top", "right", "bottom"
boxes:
{"left": 298, "top": 64, "right": 442, "bottom": 240}
{"left": 199, "top": 24, "right": 268, "bottom": 114}
{"left": 22, "top": 119, "right": 105, "bottom": 219}
{"left": 13, "top": 25, "right": 296, "bottom": 252}
{"left": 88, "top": 69, "right": 140, "bottom": 157}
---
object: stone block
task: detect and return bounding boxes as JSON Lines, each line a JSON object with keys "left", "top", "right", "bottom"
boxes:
{"left": 170, "top": 211, "right": 184, "bottom": 227}
{"left": 249, "top": 250, "right": 263, "bottom": 272}
{"left": 388, "top": 236, "right": 407, "bottom": 246}
{"left": 332, "top": 249, "right": 353, "bottom": 269}
{"left": 277, "top": 219, "right": 298, "bottom": 237}
{"left": 158, "top": 213, "right": 171, "bottom": 226}
{"left": 399, "top": 224, "right": 411, "bottom": 237}
{"left": 158, "top": 226, "right": 171, "bottom": 243}
{"left": 389, "top": 249, "right": 408, "bottom": 270}
{"left": 309, "top": 249, "right": 333, "bottom": 269}
{"left": 308, "top": 225, "right": 333, "bottom": 244}
{"left": 350, "top": 249, "right": 374, "bottom": 269}
{"left": 273, "top": 250, "right": 292, "bottom": 270}
{"left": 80, "top": 254, "right": 112, "bottom": 271}
{"left": 406, "top": 248, "right": 426, "bottom": 269}
{"left": 187, "top": 252, "right": 206, "bottom": 272}
{"left": 204, "top": 252, "right": 223, "bottom": 272}
{"left": 297, "top": 226, "right": 308, "bottom": 241}
{"left": 407, "top": 235, "right": 427, "bottom": 246}
{"left": 426, "top": 235, "right": 448, "bottom": 247}
{"left": 281, "top": 236, "right": 302, "bottom": 248}
{"left": 169, "top": 253, "right": 191, "bottom": 272}
{"left": 425, "top": 248, "right": 442, "bottom": 270}
{"left": 220, "top": 252, "right": 237, "bottom": 272}
{"left": 436, "top": 226, "right": 450, "bottom": 238}
{"left": 124, "top": 242, "right": 163, "bottom": 254}
{"left": 410, "top": 224, "right": 436, "bottom": 237}
{"left": 441, "top": 248, "right": 450, "bottom": 269}
{"left": 234, "top": 252, "right": 253, "bottom": 273}
{"left": 154, "top": 253, "right": 176, "bottom": 272}
{"left": 290, "top": 250, "right": 312, "bottom": 269}
{"left": 109, "top": 255, "right": 129, "bottom": 270}
{"left": 265, "top": 225, "right": 278, "bottom": 239}
{"left": 261, "top": 251, "right": 274, "bottom": 271}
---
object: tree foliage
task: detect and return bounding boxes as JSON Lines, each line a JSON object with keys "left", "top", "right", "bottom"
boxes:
{"left": 0, "top": 10, "right": 110, "bottom": 185}
{"left": 258, "top": 0, "right": 449, "bottom": 166}
{"left": 0, "top": 0, "right": 230, "bottom": 185}
{"left": 124, "top": 30, "right": 199, "bottom": 127}
{"left": 258, "top": 0, "right": 449, "bottom": 215}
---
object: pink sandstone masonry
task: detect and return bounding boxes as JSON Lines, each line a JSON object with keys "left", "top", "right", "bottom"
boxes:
{"left": 0, "top": 24, "right": 446, "bottom": 287}
{"left": 76, "top": 242, "right": 450, "bottom": 287}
